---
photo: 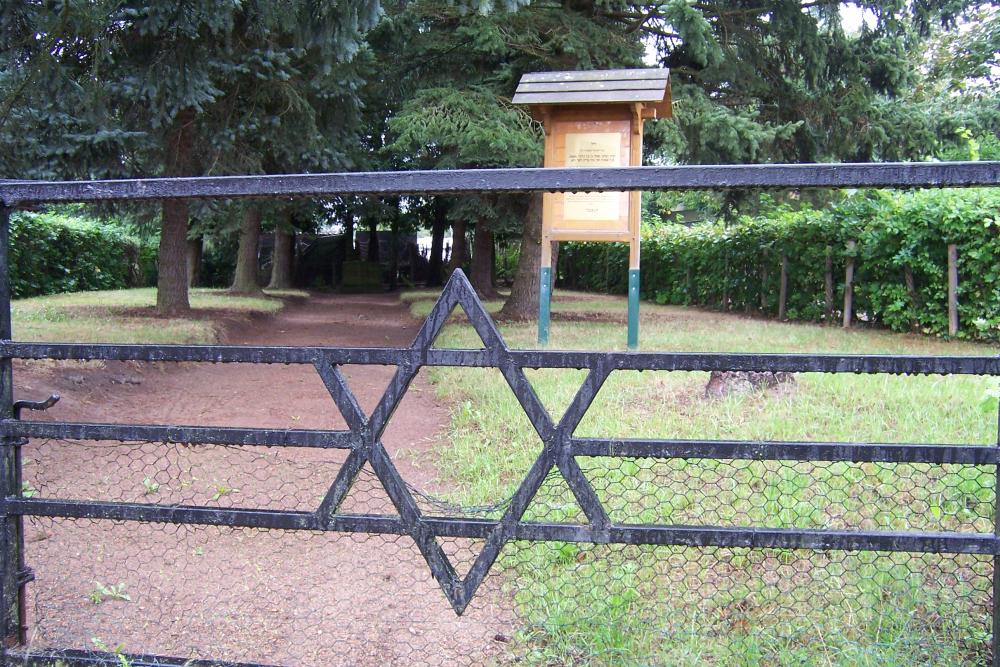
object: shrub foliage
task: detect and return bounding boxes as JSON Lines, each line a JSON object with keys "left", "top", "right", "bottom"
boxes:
{"left": 9, "top": 211, "right": 152, "bottom": 298}
{"left": 559, "top": 189, "right": 1000, "bottom": 340}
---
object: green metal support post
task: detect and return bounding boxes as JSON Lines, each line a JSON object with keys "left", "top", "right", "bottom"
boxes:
{"left": 627, "top": 268, "right": 640, "bottom": 350}
{"left": 538, "top": 266, "right": 552, "bottom": 346}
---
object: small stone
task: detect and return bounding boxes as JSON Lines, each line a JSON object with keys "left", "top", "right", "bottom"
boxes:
{"left": 66, "top": 374, "right": 85, "bottom": 386}
{"left": 493, "top": 634, "right": 510, "bottom": 643}
{"left": 110, "top": 375, "right": 142, "bottom": 385}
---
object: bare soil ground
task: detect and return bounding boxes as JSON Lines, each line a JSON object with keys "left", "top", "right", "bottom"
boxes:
{"left": 14, "top": 292, "right": 515, "bottom": 666}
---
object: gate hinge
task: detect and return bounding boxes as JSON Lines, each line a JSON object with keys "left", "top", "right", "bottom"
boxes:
{"left": 16, "top": 566, "right": 33, "bottom": 587}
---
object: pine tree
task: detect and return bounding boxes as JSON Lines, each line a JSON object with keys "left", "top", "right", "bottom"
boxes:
{"left": 622, "top": 0, "right": 994, "bottom": 162}
{"left": 373, "top": 0, "right": 643, "bottom": 312}
{"left": 0, "top": 2, "right": 380, "bottom": 313}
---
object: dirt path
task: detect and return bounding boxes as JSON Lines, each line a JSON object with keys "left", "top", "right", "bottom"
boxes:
{"left": 15, "top": 293, "right": 514, "bottom": 666}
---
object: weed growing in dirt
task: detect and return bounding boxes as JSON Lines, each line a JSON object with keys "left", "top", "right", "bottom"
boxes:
{"left": 89, "top": 582, "right": 130, "bottom": 605}
{"left": 91, "top": 637, "right": 133, "bottom": 666}
{"left": 211, "top": 483, "right": 239, "bottom": 501}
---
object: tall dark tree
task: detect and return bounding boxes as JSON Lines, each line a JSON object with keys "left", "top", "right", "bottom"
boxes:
{"left": 267, "top": 209, "right": 297, "bottom": 291}
{"left": 623, "top": 0, "right": 995, "bottom": 163}
{"left": 375, "top": 1, "right": 642, "bottom": 312}
{"left": 0, "top": 2, "right": 380, "bottom": 312}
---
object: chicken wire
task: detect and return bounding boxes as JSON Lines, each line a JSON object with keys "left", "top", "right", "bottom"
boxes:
{"left": 11, "top": 435, "right": 994, "bottom": 666}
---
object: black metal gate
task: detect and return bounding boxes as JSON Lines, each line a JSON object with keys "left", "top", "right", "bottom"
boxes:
{"left": 0, "top": 161, "right": 999, "bottom": 665}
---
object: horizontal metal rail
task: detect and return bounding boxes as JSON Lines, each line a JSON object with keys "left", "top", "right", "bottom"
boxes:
{"left": 5, "top": 649, "right": 280, "bottom": 667}
{"left": 4, "top": 421, "right": 992, "bottom": 464}
{"left": 572, "top": 438, "right": 998, "bottom": 464}
{"left": 5, "top": 498, "right": 995, "bottom": 554}
{"left": 0, "top": 421, "right": 354, "bottom": 448}
{"left": 2, "top": 161, "right": 998, "bottom": 206}
{"left": 4, "top": 341, "right": 999, "bottom": 374}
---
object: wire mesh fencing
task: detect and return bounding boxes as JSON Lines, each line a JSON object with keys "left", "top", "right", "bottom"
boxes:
{"left": 14, "top": 449, "right": 994, "bottom": 666}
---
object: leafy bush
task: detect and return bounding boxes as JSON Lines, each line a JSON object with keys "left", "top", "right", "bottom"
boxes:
{"left": 9, "top": 210, "right": 153, "bottom": 298}
{"left": 495, "top": 239, "right": 520, "bottom": 286}
{"left": 200, "top": 235, "right": 238, "bottom": 288}
{"left": 559, "top": 188, "right": 1000, "bottom": 340}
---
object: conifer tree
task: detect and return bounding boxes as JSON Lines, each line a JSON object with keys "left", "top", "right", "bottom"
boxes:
{"left": 0, "top": 2, "right": 380, "bottom": 312}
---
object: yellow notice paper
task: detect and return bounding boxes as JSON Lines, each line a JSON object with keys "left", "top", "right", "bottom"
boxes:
{"left": 563, "top": 132, "right": 623, "bottom": 222}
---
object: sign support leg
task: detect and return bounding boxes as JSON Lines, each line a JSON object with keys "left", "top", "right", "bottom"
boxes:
{"left": 627, "top": 197, "right": 641, "bottom": 350}
{"left": 538, "top": 266, "right": 552, "bottom": 346}
{"left": 627, "top": 268, "right": 639, "bottom": 350}
{"left": 538, "top": 235, "right": 553, "bottom": 346}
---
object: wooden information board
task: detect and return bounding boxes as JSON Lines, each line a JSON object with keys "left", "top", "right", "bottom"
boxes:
{"left": 549, "top": 122, "right": 630, "bottom": 237}
{"left": 513, "top": 68, "right": 672, "bottom": 349}
{"left": 540, "top": 109, "right": 641, "bottom": 265}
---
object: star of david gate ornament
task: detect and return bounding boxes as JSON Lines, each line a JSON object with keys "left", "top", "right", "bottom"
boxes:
{"left": 314, "top": 269, "right": 611, "bottom": 614}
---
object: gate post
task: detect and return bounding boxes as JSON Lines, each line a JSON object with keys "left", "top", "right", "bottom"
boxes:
{"left": 994, "top": 392, "right": 1000, "bottom": 667}
{"left": 0, "top": 205, "right": 18, "bottom": 661}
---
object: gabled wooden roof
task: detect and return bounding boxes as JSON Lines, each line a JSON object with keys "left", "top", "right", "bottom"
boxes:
{"left": 513, "top": 68, "right": 671, "bottom": 116}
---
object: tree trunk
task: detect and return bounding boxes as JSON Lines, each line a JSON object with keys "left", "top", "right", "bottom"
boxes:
{"left": 268, "top": 226, "right": 294, "bottom": 290}
{"left": 448, "top": 219, "right": 467, "bottom": 273}
{"left": 158, "top": 199, "right": 191, "bottom": 314}
{"left": 824, "top": 245, "right": 834, "bottom": 323}
{"left": 760, "top": 248, "right": 769, "bottom": 312}
{"left": 157, "top": 108, "right": 196, "bottom": 315}
{"left": 427, "top": 201, "right": 447, "bottom": 287}
{"left": 843, "top": 240, "right": 856, "bottom": 328}
{"left": 491, "top": 235, "right": 497, "bottom": 286}
{"left": 335, "top": 217, "right": 354, "bottom": 286}
{"left": 231, "top": 205, "right": 264, "bottom": 295}
{"left": 366, "top": 220, "right": 379, "bottom": 263}
{"left": 186, "top": 236, "right": 203, "bottom": 288}
{"left": 947, "top": 244, "right": 959, "bottom": 336}
{"left": 388, "top": 216, "right": 400, "bottom": 291}
{"left": 722, "top": 254, "right": 730, "bottom": 310}
{"left": 778, "top": 254, "right": 789, "bottom": 320}
{"left": 499, "top": 194, "right": 542, "bottom": 320}
{"left": 471, "top": 223, "right": 499, "bottom": 299}
{"left": 343, "top": 218, "right": 355, "bottom": 259}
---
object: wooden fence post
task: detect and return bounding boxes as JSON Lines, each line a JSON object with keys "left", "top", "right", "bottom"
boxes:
{"left": 903, "top": 265, "right": 920, "bottom": 331}
{"left": 778, "top": 253, "right": 789, "bottom": 320}
{"left": 843, "top": 240, "right": 856, "bottom": 328}
{"left": 760, "top": 248, "right": 769, "bottom": 312}
{"left": 948, "top": 244, "right": 959, "bottom": 336}
{"left": 722, "top": 254, "right": 729, "bottom": 311}
{"left": 824, "top": 245, "right": 834, "bottom": 323}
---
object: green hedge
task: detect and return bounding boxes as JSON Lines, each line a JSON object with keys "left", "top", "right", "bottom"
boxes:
{"left": 559, "top": 189, "right": 1000, "bottom": 340}
{"left": 9, "top": 211, "right": 153, "bottom": 298}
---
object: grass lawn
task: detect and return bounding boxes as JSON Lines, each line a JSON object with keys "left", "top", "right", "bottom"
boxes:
{"left": 12, "top": 287, "right": 305, "bottom": 343}
{"left": 403, "top": 289, "right": 999, "bottom": 666}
